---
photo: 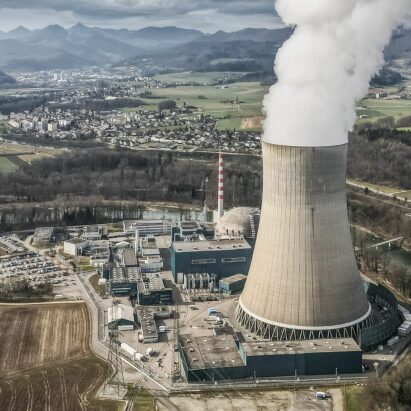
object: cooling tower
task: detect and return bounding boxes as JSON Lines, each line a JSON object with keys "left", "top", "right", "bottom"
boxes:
{"left": 236, "top": 142, "right": 372, "bottom": 340}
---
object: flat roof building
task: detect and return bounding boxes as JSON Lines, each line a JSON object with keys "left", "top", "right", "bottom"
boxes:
{"left": 63, "top": 238, "right": 89, "bottom": 256}
{"left": 137, "top": 272, "right": 173, "bottom": 306}
{"left": 122, "top": 249, "right": 139, "bottom": 268}
{"left": 123, "top": 220, "right": 172, "bottom": 236}
{"left": 109, "top": 267, "right": 140, "bottom": 297}
{"left": 170, "top": 239, "right": 252, "bottom": 281}
{"left": 179, "top": 334, "right": 362, "bottom": 382}
{"left": 219, "top": 274, "right": 247, "bottom": 295}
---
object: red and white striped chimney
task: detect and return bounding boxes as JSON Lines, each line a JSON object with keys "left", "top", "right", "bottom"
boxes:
{"left": 218, "top": 152, "right": 224, "bottom": 220}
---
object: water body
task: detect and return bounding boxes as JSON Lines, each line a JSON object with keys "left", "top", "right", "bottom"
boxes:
{"left": 354, "top": 228, "right": 411, "bottom": 271}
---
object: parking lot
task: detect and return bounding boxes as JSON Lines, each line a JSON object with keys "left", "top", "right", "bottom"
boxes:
{"left": 0, "top": 252, "right": 70, "bottom": 287}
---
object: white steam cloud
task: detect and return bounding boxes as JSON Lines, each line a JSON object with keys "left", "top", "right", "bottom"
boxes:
{"left": 263, "top": 0, "right": 411, "bottom": 147}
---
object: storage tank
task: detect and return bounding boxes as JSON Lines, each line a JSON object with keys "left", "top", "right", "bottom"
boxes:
{"left": 236, "top": 143, "right": 371, "bottom": 340}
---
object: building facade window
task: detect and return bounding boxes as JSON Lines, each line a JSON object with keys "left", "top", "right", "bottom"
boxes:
{"left": 221, "top": 257, "right": 247, "bottom": 263}
{"left": 191, "top": 259, "right": 216, "bottom": 265}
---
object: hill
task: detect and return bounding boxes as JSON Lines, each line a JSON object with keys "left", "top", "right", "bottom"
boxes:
{"left": 0, "top": 70, "right": 16, "bottom": 85}
{"left": 0, "top": 23, "right": 409, "bottom": 72}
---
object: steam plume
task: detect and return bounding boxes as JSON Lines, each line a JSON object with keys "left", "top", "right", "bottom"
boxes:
{"left": 263, "top": 0, "right": 411, "bottom": 147}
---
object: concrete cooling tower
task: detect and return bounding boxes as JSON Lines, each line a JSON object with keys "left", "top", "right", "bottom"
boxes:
{"left": 236, "top": 142, "right": 372, "bottom": 340}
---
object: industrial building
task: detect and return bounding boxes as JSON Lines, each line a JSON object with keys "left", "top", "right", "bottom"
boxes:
{"left": 170, "top": 239, "right": 252, "bottom": 282}
{"left": 123, "top": 220, "right": 172, "bottom": 236}
{"left": 89, "top": 240, "right": 110, "bottom": 266}
{"left": 184, "top": 273, "right": 218, "bottom": 291}
{"left": 82, "top": 225, "right": 106, "bottom": 241}
{"left": 136, "top": 272, "right": 173, "bottom": 306}
{"left": 122, "top": 249, "right": 139, "bottom": 268}
{"left": 63, "top": 238, "right": 89, "bottom": 256}
{"left": 108, "top": 304, "right": 135, "bottom": 331}
{"left": 179, "top": 334, "right": 363, "bottom": 382}
{"left": 109, "top": 267, "right": 140, "bottom": 297}
{"left": 139, "top": 237, "right": 163, "bottom": 273}
{"left": 171, "top": 221, "right": 215, "bottom": 241}
{"left": 136, "top": 306, "right": 171, "bottom": 344}
{"left": 219, "top": 274, "right": 247, "bottom": 295}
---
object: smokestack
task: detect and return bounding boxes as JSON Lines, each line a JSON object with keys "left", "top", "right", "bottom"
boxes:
{"left": 217, "top": 153, "right": 224, "bottom": 221}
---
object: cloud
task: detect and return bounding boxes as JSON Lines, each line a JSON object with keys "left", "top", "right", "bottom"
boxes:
{"left": 0, "top": 0, "right": 278, "bottom": 23}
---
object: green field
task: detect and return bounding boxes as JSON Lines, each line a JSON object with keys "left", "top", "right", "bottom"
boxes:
{"left": 343, "top": 386, "right": 364, "bottom": 411}
{"left": 0, "top": 157, "right": 17, "bottom": 174}
{"left": 155, "top": 71, "right": 244, "bottom": 84}
{"left": 132, "top": 80, "right": 268, "bottom": 131}
{"left": 358, "top": 98, "right": 411, "bottom": 122}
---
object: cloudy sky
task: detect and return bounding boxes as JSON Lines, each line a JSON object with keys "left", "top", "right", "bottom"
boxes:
{"left": 0, "top": 0, "right": 282, "bottom": 33}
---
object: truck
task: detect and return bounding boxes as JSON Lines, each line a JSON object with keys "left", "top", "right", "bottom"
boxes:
{"left": 208, "top": 307, "right": 217, "bottom": 315}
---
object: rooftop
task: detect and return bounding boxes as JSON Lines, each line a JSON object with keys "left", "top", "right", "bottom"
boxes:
{"left": 123, "top": 249, "right": 138, "bottom": 267}
{"left": 137, "top": 272, "right": 171, "bottom": 293}
{"left": 240, "top": 338, "right": 361, "bottom": 357}
{"left": 136, "top": 307, "right": 159, "bottom": 340}
{"left": 65, "top": 238, "right": 88, "bottom": 245}
{"left": 111, "top": 267, "right": 140, "bottom": 283}
{"left": 180, "top": 334, "right": 245, "bottom": 370}
{"left": 220, "top": 273, "right": 247, "bottom": 284}
{"left": 172, "top": 238, "right": 251, "bottom": 253}
{"left": 108, "top": 304, "right": 134, "bottom": 324}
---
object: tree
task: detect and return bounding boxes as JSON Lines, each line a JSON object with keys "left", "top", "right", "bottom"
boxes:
{"left": 158, "top": 100, "right": 177, "bottom": 112}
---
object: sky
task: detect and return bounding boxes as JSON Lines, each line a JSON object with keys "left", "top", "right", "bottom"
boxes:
{"left": 0, "top": 0, "right": 283, "bottom": 33}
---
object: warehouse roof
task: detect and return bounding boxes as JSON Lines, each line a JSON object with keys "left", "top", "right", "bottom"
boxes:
{"left": 240, "top": 338, "right": 361, "bottom": 357}
{"left": 180, "top": 334, "right": 245, "bottom": 370}
{"left": 172, "top": 239, "right": 251, "bottom": 253}
{"left": 108, "top": 304, "right": 134, "bottom": 325}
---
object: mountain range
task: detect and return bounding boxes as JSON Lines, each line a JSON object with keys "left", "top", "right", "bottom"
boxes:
{"left": 0, "top": 24, "right": 409, "bottom": 73}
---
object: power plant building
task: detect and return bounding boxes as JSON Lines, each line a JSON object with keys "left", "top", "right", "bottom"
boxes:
{"left": 179, "top": 334, "right": 362, "bottom": 382}
{"left": 236, "top": 143, "right": 372, "bottom": 341}
{"left": 170, "top": 239, "right": 252, "bottom": 282}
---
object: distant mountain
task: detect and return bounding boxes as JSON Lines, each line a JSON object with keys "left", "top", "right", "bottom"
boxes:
{"left": 0, "top": 70, "right": 16, "bottom": 85}
{"left": 0, "top": 24, "right": 203, "bottom": 72}
{"left": 0, "top": 23, "right": 409, "bottom": 73}
{"left": 124, "top": 27, "right": 294, "bottom": 73}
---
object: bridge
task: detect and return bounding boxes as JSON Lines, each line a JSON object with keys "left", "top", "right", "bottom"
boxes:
{"left": 366, "top": 237, "right": 404, "bottom": 250}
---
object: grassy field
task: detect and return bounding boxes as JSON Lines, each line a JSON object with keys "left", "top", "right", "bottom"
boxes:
{"left": 343, "top": 386, "right": 364, "bottom": 411}
{"left": 155, "top": 71, "right": 244, "bottom": 84}
{"left": 89, "top": 273, "right": 107, "bottom": 297}
{"left": 0, "top": 156, "right": 18, "bottom": 174}
{"left": 358, "top": 98, "right": 411, "bottom": 122}
{"left": 131, "top": 80, "right": 268, "bottom": 131}
{"left": 0, "top": 302, "right": 124, "bottom": 410}
{"left": 348, "top": 178, "right": 411, "bottom": 199}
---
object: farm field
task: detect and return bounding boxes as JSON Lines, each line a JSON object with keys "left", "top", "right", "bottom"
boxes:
{"left": 0, "top": 358, "right": 119, "bottom": 411}
{"left": 358, "top": 98, "right": 411, "bottom": 122}
{"left": 0, "top": 156, "right": 18, "bottom": 174}
{"left": 132, "top": 79, "right": 268, "bottom": 131}
{"left": 155, "top": 71, "right": 245, "bottom": 83}
{"left": 0, "top": 141, "right": 65, "bottom": 171}
{"left": 0, "top": 302, "right": 121, "bottom": 410}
